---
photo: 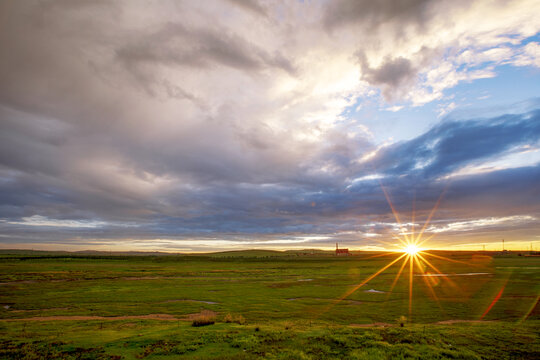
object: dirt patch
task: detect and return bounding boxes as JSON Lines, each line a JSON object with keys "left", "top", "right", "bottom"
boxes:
{"left": 0, "top": 313, "right": 179, "bottom": 322}
{"left": 118, "top": 322, "right": 137, "bottom": 328}
{"left": 434, "top": 319, "right": 496, "bottom": 325}
{"left": 415, "top": 273, "right": 492, "bottom": 277}
{"left": 0, "top": 275, "right": 255, "bottom": 285}
{"left": 349, "top": 320, "right": 496, "bottom": 327}
{"left": 287, "top": 297, "right": 361, "bottom": 305}
{"left": 350, "top": 322, "right": 393, "bottom": 328}
{"left": 157, "top": 299, "right": 219, "bottom": 305}
{"left": 0, "top": 280, "right": 38, "bottom": 285}
{"left": 184, "top": 310, "right": 217, "bottom": 321}
{"left": 8, "top": 307, "right": 70, "bottom": 313}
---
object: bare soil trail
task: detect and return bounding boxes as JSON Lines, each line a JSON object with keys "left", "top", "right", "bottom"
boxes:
{"left": 0, "top": 310, "right": 220, "bottom": 322}
{"left": 0, "top": 314, "right": 180, "bottom": 321}
{"left": 349, "top": 320, "right": 497, "bottom": 328}
{"left": 434, "top": 319, "right": 497, "bottom": 325}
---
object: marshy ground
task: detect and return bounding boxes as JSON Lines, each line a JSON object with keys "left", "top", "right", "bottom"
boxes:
{"left": 0, "top": 250, "right": 538, "bottom": 359}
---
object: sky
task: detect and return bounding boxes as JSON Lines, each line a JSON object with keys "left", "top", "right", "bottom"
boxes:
{"left": 0, "top": 0, "right": 539, "bottom": 252}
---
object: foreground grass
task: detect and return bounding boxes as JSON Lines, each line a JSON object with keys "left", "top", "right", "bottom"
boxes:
{"left": 1, "top": 320, "right": 538, "bottom": 359}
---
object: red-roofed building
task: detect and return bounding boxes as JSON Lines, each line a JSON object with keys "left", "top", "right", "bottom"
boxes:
{"left": 335, "top": 243, "right": 350, "bottom": 256}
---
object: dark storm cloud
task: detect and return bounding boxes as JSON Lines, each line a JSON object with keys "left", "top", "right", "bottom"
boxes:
{"left": 115, "top": 22, "right": 295, "bottom": 80}
{"left": 362, "top": 57, "right": 415, "bottom": 89}
{"left": 324, "top": 0, "right": 435, "bottom": 30}
{"left": 442, "top": 165, "right": 540, "bottom": 217}
{"left": 226, "top": 0, "right": 267, "bottom": 17}
{"left": 356, "top": 53, "right": 419, "bottom": 100}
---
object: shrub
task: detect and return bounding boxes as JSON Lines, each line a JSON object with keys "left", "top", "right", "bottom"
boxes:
{"left": 223, "top": 313, "right": 246, "bottom": 325}
{"left": 191, "top": 310, "right": 216, "bottom": 327}
{"left": 234, "top": 314, "right": 246, "bottom": 325}
{"left": 223, "top": 313, "right": 234, "bottom": 323}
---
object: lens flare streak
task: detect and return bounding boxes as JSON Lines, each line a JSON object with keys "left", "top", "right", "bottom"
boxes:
{"left": 320, "top": 184, "right": 527, "bottom": 324}
{"left": 321, "top": 186, "right": 463, "bottom": 322}
{"left": 480, "top": 279, "right": 508, "bottom": 320}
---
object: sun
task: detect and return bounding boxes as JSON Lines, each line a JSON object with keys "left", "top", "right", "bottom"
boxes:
{"left": 318, "top": 186, "right": 453, "bottom": 322}
{"left": 404, "top": 244, "right": 420, "bottom": 255}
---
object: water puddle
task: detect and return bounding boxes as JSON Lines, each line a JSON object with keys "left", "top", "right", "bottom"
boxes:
{"left": 364, "top": 289, "right": 385, "bottom": 293}
{"left": 159, "top": 299, "right": 219, "bottom": 305}
{"left": 415, "top": 272, "right": 491, "bottom": 277}
{"left": 287, "top": 297, "right": 361, "bottom": 304}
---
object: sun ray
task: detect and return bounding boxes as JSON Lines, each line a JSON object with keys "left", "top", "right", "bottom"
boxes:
{"left": 377, "top": 238, "right": 404, "bottom": 247}
{"left": 362, "top": 239, "right": 406, "bottom": 259}
{"left": 414, "top": 189, "right": 446, "bottom": 243}
{"left": 408, "top": 255, "right": 413, "bottom": 320}
{"left": 337, "top": 253, "right": 407, "bottom": 301}
{"left": 379, "top": 181, "right": 410, "bottom": 244}
{"left": 416, "top": 234, "right": 436, "bottom": 248}
{"left": 414, "top": 256, "right": 441, "bottom": 308}
{"left": 416, "top": 252, "right": 460, "bottom": 290}
{"left": 411, "top": 190, "right": 416, "bottom": 244}
{"left": 317, "top": 187, "right": 488, "bottom": 325}
{"left": 363, "top": 251, "right": 401, "bottom": 260}
{"left": 421, "top": 251, "right": 478, "bottom": 267}
{"left": 317, "top": 253, "right": 408, "bottom": 318}
{"left": 387, "top": 254, "right": 409, "bottom": 298}
{"left": 393, "top": 236, "right": 409, "bottom": 248}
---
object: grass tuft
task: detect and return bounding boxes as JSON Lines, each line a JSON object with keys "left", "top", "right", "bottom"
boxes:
{"left": 191, "top": 310, "right": 216, "bottom": 327}
{"left": 223, "top": 313, "right": 246, "bottom": 325}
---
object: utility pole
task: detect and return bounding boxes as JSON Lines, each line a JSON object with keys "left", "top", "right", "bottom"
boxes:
{"left": 502, "top": 239, "right": 504, "bottom": 251}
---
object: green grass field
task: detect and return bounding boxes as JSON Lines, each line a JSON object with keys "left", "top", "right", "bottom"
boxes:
{"left": 0, "top": 250, "right": 538, "bottom": 359}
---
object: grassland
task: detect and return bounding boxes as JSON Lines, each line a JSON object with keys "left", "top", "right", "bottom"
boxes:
{"left": 0, "top": 250, "right": 538, "bottom": 359}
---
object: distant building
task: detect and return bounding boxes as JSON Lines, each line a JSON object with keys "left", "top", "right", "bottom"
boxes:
{"left": 335, "top": 243, "right": 350, "bottom": 256}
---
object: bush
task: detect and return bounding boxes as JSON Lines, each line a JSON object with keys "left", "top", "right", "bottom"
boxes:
{"left": 191, "top": 310, "right": 216, "bottom": 327}
{"left": 223, "top": 313, "right": 246, "bottom": 325}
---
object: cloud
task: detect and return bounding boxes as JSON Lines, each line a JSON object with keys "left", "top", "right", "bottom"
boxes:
{"left": 427, "top": 215, "right": 536, "bottom": 233}
{"left": 364, "top": 109, "right": 540, "bottom": 178}
{"left": 4, "top": 215, "right": 109, "bottom": 228}
{"left": 324, "top": 0, "right": 434, "bottom": 31}
{"left": 115, "top": 22, "right": 296, "bottom": 75}
{"left": 2, "top": 105, "right": 539, "bottom": 249}
{"left": 358, "top": 55, "right": 416, "bottom": 100}
{"left": 226, "top": 0, "right": 267, "bottom": 17}
{"left": 0, "top": 1, "right": 539, "bottom": 250}
{"left": 513, "top": 42, "right": 540, "bottom": 67}
{"left": 325, "top": 0, "right": 540, "bottom": 103}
